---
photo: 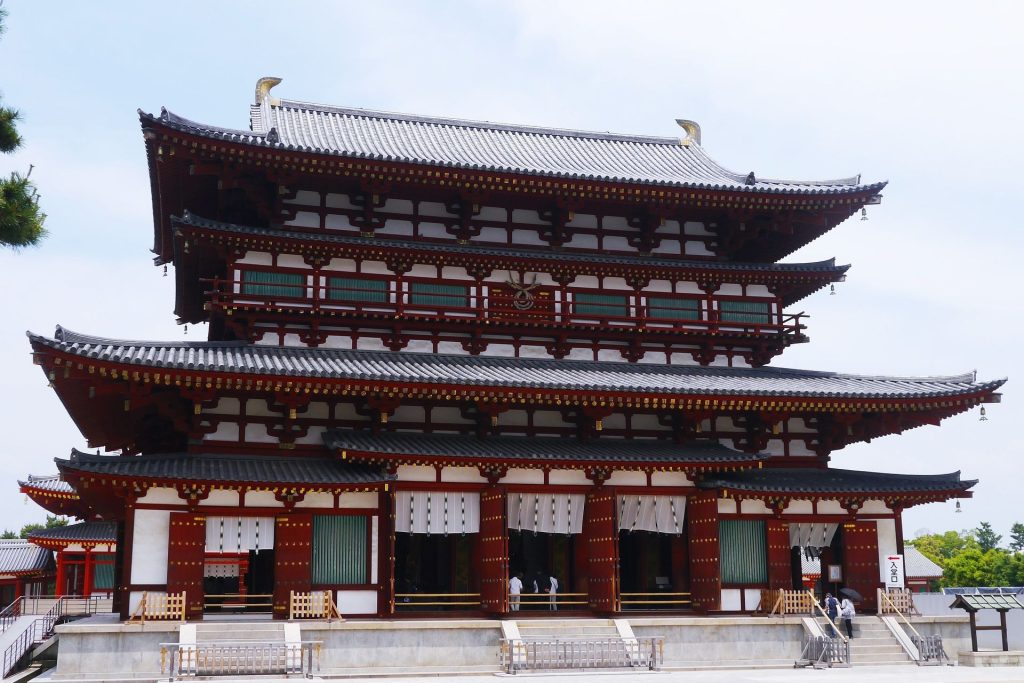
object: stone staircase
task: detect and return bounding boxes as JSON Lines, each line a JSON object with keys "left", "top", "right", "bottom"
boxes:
{"left": 189, "top": 620, "right": 293, "bottom": 645}
{"left": 837, "top": 616, "right": 915, "bottom": 665}
{"left": 514, "top": 617, "right": 622, "bottom": 641}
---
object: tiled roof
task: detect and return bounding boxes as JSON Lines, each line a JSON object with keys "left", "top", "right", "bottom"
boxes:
{"left": 139, "top": 90, "right": 884, "bottom": 196}
{"left": 29, "top": 327, "right": 1005, "bottom": 402}
{"left": 18, "top": 474, "right": 74, "bottom": 495}
{"left": 950, "top": 594, "right": 1024, "bottom": 611}
{"left": 698, "top": 468, "right": 976, "bottom": 495}
{"left": 324, "top": 430, "right": 761, "bottom": 466}
{"left": 0, "top": 541, "right": 53, "bottom": 575}
{"left": 28, "top": 521, "right": 117, "bottom": 544}
{"left": 175, "top": 211, "right": 850, "bottom": 278}
{"left": 58, "top": 450, "right": 394, "bottom": 488}
{"left": 904, "top": 546, "right": 942, "bottom": 578}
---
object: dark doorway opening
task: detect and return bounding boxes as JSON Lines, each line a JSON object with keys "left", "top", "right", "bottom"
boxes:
{"left": 395, "top": 533, "right": 476, "bottom": 611}
{"left": 508, "top": 530, "right": 578, "bottom": 611}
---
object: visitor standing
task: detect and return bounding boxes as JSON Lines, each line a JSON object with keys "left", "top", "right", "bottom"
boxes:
{"left": 840, "top": 597, "right": 856, "bottom": 638}
{"left": 509, "top": 573, "right": 523, "bottom": 612}
{"left": 549, "top": 574, "right": 559, "bottom": 611}
{"left": 824, "top": 593, "right": 839, "bottom": 637}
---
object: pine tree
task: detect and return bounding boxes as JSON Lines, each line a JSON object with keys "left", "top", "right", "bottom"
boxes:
{"left": 975, "top": 522, "right": 1002, "bottom": 552}
{"left": 1010, "top": 523, "right": 1024, "bottom": 553}
{"left": 0, "top": 7, "right": 47, "bottom": 248}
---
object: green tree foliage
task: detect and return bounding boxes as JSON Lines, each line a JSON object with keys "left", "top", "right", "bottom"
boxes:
{"left": 1010, "top": 522, "right": 1024, "bottom": 553}
{"left": 0, "top": 529, "right": 18, "bottom": 539}
{"left": 18, "top": 515, "right": 68, "bottom": 538}
{"left": 907, "top": 530, "right": 977, "bottom": 565}
{"left": 975, "top": 522, "right": 1002, "bottom": 552}
{"left": 0, "top": 7, "right": 46, "bottom": 248}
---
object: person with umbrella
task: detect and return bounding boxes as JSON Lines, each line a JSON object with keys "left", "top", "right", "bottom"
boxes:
{"left": 840, "top": 593, "right": 856, "bottom": 638}
{"left": 823, "top": 593, "right": 839, "bottom": 636}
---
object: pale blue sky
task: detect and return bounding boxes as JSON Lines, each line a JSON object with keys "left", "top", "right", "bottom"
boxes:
{"left": 1, "top": 1, "right": 1020, "bottom": 541}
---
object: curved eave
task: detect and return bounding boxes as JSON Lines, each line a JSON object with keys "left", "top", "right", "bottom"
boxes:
{"left": 19, "top": 482, "right": 87, "bottom": 518}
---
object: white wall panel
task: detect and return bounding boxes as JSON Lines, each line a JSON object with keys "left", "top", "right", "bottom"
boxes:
{"left": 131, "top": 509, "right": 170, "bottom": 584}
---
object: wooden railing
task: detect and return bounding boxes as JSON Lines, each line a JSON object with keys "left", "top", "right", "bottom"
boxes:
{"left": 205, "top": 277, "right": 806, "bottom": 341}
{"left": 808, "top": 592, "right": 847, "bottom": 644}
{"left": 510, "top": 592, "right": 589, "bottom": 609}
{"left": 129, "top": 592, "right": 186, "bottom": 623}
{"left": 289, "top": 590, "right": 342, "bottom": 620}
{"left": 204, "top": 593, "right": 273, "bottom": 613}
{"left": 620, "top": 592, "right": 692, "bottom": 609}
{"left": 394, "top": 592, "right": 481, "bottom": 609}
{"left": 161, "top": 640, "right": 321, "bottom": 680}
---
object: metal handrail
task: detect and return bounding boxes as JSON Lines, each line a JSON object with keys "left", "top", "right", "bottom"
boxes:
{"left": 620, "top": 591, "right": 692, "bottom": 607}
{"left": 394, "top": 592, "right": 482, "bottom": 608}
{"left": 1, "top": 595, "right": 102, "bottom": 677}
{"left": 808, "top": 591, "right": 847, "bottom": 643}
{"left": 500, "top": 636, "right": 663, "bottom": 673}
{"left": 878, "top": 589, "right": 923, "bottom": 642}
{"left": 160, "top": 640, "right": 321, "bottom": 681}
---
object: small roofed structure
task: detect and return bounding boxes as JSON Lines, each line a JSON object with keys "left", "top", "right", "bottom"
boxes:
{"left": 28, "top": 522, "right": 117, "bottom": 598}
{"left": 0, "top": 540, "right": 55, "bottom": 604}
{"left": 904, "top": 547, "right": 943, "bottom": 592}
{"left": 949, "top": 593, "right": 1024, "bottom": 652}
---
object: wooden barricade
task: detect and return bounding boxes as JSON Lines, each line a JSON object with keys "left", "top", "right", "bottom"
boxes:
{"left": 129, "top": 591, "right": 187, "bottom": 623}
{"left": 765, "top": 589, "right": 816, "bottom": 615}
{"left": 877, "top": 588, "right": 917, "bottom": 615}
{"left": 289, "top": 590, "right": 342, "bottom": 621}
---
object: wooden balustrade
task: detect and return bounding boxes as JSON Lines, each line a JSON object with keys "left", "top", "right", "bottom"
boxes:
{"left": 288, "top": 590, "right": 342, "bottom": 621}
{"left": 620, "top": 592, "right": 692, "bottom": 608}
{"left": 763, "top": 588, "right": 816, "bottom": 615}
{"left": 128, "top": 591, "right": 186, "bottom": 623}
{"left": 394, "top": 593, "right": 482, "bottom": 609}
{"left": 876, "top": 587, "right": 917, "bottom": 616}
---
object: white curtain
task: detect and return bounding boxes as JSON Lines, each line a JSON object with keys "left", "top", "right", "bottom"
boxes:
{"left": 506, "top": 493, "right": 586, "bottom": 535}
{"left": 205, "top": 516, "right": 276, "bottom": 553}
{"left": 394, "top": 491, "right": 481, "bottom": 535}
{"left": 616, "top": 495, "right": 686, "bottom": 534}
{"left": 788, "top": 522, "right": 839, "bottom": 549}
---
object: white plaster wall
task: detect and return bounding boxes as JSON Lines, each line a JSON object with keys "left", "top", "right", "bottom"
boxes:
{"left": 783, "top": 501, "right": 813, "bottom": 514}
{"left": 128, "top": 590, "right": 164, "bottom": 615}
{"left": 325, "top": 214, "right": 355, "bottom": 230}
{"left": 441, "top": 467, "right": 486, "bottom": 483}
{"left": 243, "top": 423, "right": 276, "bottom": 444}
{"left": 548, "top": 470, "right": 590, "bottom": 486}
{"left": 397, "top": 466, "right": 435, "bottom": 482}
{"left": 338, "top": 492, "right": 379, "bottom": 509}
{"left": 336, "top": 590, "right": 377, "bottom": 615}
{"left": 203, "top": 398, "right": 240, "bottom": 416}
{"left": 371, "top": 517, "right": 379, "bottom": 583}
{"left": 235, "top": 252, "right": 273, "bottom": 266}
{"left": 861, "top": 500, "right": 891, "bottom": 514}
{"left": 650, "top": 472, "right": 691, "bottom": 487}
{"left": 296, "top": 492, "right": 336, "bottom": 509}
{"left": 605, "top": 471, "right": 646, "bottom": 486}
{"left": 131, "top": 509, "right": 170, "bottom": 585}
{"left": 200, "top": 490, "right": 238, "bottom": 507}
{"left": 137, "top": 487, "right": 181, "bottom": 505}
{"left": 283, "top": 190, "right": 320, "bottom": 206}
{"left": 717, "top": 499, "right": 738, "bottom": 514}
{"left": 503, "top": 469, "right": 544, "bottom": 485}
{"left": 744, "top": 588, "right": 762, "bottom": 610}
{"left": 246, "top": 491, "right": 283, "bottom": 508}
{"left": 740, "top": 499, "right": 770, "bottom": 515}
{"left": 720, "top": 589, "right": 742, "bottom": 611}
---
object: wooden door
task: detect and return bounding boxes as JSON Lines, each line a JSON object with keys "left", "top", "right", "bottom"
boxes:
{"left": 842, "top": 521, "right": 879, "bottom": 611}
{"left": 585, "top": 490, "right": 619, "bottom": 613}
{"left": 273, "top": 514, "right": 313, "bottom": 619}
{"left": 479, "top": 486, "right": 509, "bottom": 614}
{"left": 766, "top": 519, "right": 792, "bottom": 590}
{"left": 686, "top": 492, "right": 721, "bottom": 612}
{"left": 167, "top": 512, "right": 207, "bottom": 620}
{"left": 382, "top": 490, "right": 396, "bottom": 616}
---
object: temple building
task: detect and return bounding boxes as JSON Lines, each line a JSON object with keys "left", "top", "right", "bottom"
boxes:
{"left": 21, "top": 78, "right": 1004, "bottom": 620}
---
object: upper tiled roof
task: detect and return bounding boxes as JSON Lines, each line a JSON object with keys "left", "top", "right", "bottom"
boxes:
{"left": 175, "top": 212, "right": 850, "bottom": 278}
{"left": 324, "top": 430, "right": 760, "bottom": 466}
{"left": 698, "top": 468, "right": 976, "bottom": 494}
{"left": 58, "top": 450, "right": 393, "bottom": 488}
{"left": 18, "top": 474, "right": 74, "bottom": 495}
{"left": 28, "top": 521, "right": 117, "bottom": 544}
{"left": 0, "top": 541, "right": 53, "bottom": 575}
{"left": 29, "top": 327, "right": 1004, "bottom": 402}
{"left": 140, "top": 83, "right": 884, "bottom": 196}
{"left": 950, "top": 594, "right": 1024, "bottom": 611}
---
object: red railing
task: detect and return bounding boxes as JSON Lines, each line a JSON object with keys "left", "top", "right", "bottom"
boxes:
{"left": 202, "top": 277, "right": 808, "bottom": 340}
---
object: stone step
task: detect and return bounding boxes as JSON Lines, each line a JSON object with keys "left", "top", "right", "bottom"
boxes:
{"left": 850, "top": 645, "right": 907, "bottom": 655}
{"left": 853, "top": 653, "right": 914, "bottom": 664}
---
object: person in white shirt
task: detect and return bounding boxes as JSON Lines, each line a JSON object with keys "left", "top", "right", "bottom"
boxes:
{"left": 840, "top": 597, "right": 856, "bottom": 638}
{"left": 509, "top": 573, "right": 523, "bottom": 612}
{"left": 548, "top": 575, "right": 559, "bottom": 611}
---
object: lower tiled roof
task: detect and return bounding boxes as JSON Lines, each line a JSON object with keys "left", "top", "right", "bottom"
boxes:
{"left": 698, "top": 468, "right": 975, "bottom": 494}
{"left": 18, "top": 474, "right": 74, "bottom": 495}
{"left": 29, "top": 327, "right": 1005, "bottom": 401}
{"left": 0, "top": 541, "right": 54, "bottom": 575}
{"left": 28, "top": 521, "right": 117, "bottom": 544}
{"left": 324, "top": 430, "right": 760, "bottom": 466}
{"left": 59, "top": 450, "right": 393, "bottom": 488}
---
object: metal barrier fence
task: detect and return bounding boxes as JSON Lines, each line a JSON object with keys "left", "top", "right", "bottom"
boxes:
{"left": 911, "top": 634, "right": 949, "bottom": 664}
{"left": 499, "top": 636, "right": 663, "bottom": 673}
{"left": 160, "top": 641, "right": 321, "bottom": 681}
{"left": 796, "top": 635, "right": 851, "bottom": 668}
{"left": 1, "top": 595, "right": 105, "bottom": 677}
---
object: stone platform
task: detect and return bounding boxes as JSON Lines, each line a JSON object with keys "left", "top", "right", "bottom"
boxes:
{"left": 959, "top": 650, "right": 1024, "bottom": 667}
{"left": 48, "top": 614, "right": 972, "bottom": 681}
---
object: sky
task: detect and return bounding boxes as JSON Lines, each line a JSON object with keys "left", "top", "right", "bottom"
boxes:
{"left": 0, "top": 1, "right": 1020, "bottom": 542}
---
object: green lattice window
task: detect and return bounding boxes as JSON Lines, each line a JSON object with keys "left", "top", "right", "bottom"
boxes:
{"left": 409, "top": 282, "right": 469, "bottom": 309}
{"left": 327, "top": 276, "right": 388, "bottom": 303}
{"left": 312, "top": 515, "right": 368, "bottom": 585}
{"left": 574, "top": 292, "right": 629, "bottom": 318}
{"left": 240, "top": 270, "right": 305, "bottom": 298}
{"left": 719, "top": 520, "right": 767, "bottom": 584}
{"left": 93, "top": 554, "right": 115, "bottom": 590}
{"left": 647, "top": 296, "right": 701, "bottom": 321}
{"left": 719, "top": 300, "right": 772, "bottom": 324}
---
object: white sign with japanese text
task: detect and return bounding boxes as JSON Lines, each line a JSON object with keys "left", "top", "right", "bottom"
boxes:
{"left": 885, "top": 554, "right": 905, "bottom": 588}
